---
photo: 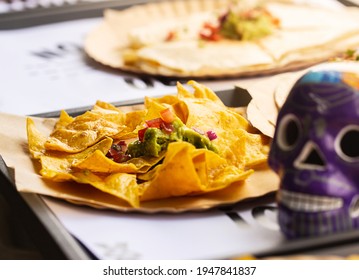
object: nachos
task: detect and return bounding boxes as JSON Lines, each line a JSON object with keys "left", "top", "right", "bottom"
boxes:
{"left": 27, "top": 81, "right": 269, "bottom": 208}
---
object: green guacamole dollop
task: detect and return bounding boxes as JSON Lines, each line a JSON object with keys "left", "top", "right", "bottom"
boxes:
{"left": 220, "top": 9, "right": 278, "bottom": 41}
{"left": 127, "top": 119, "right": 217, "bottom": 158}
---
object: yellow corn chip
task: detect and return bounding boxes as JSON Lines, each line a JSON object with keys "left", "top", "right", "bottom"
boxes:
{"left": 27, "top": 118, "right": 47, "bottom": 159}
{"left": 71, "top": 171, "right": 140, "bottom": 208}
{"left": 73, "top": 149, "right": 165, "bottom": 174}
{"left": 39, "top": 138, "right": 113, "bottom": 182}
{"left": 45, "top": 110, "right": 125, "bottom": 153}
{"left": 140, "top": 142, "right": 252, "bottom": 201}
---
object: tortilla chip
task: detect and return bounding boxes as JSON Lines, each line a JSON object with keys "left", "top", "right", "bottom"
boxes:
{"left": 191, "top": 148, "right": 253, "bottom": 190}
{"left": 45, "top": 110, "right": 126, "bottom": 153}
{"left": 92, "top": 100, "right": 124, "bottom": 114}
{"left": 39, "top": 138, "right": 113, "bottom": 182}
{"left": 140, "top": 142, "right": 203, "bottom": 201}
{"left": 113, "top": 109, "right": 147, "bottom": 139}
{"left": 140, "top": 142, "right": 252, "bottom": 201}
{"left": 243, "top": 132, "right": 271, "bottom": 167}
{"left": 73, "top": 149, "right": 165, "bottom": 174}
{"left": 71, "top": 171, "right": 140, "bottom": 208}
{"left": 170, "top": 81, "right": 266, "bottom": 169}
{"left": 27, "top": 118, "right": 47, "bottom": 159}
{"left": 177, "top": 81, "right": 249, "bottom": 131}
{"left": 144, "top": 96, "right": 169, "bottom": 120}
{"left": 54, "top": 110, "right": 74, "bottom": 130}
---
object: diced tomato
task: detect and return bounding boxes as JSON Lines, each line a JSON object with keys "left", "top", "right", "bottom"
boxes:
{"left": 140, "top": 110, "right": 175, "bottom": 139}
{"left": 107, "top": 147, "right": 117, "bottom": 158}
{"left": 112, "top": 152, "right": 122, "bottom": 163}
{"left": 203, "top": 22, "right": 218, "bottom": 32}
{"left": 199, "top": 22, "right": 221, "bottom": 41}
{"left": 160, "top": 108, "right": 175, "bottom": 123}
{"left": 145, "top": 118, "right": 163, "bottom": 128}
{"left": 138, "top": 127, "right": 148, "bottom": 142}
{"left": 117, "top": 140, "right": 127, "bottom": 151}
{"left": 165, "top": 31, "right": 177, "bottom": 41}
{"left": 106, "top": 142, "right": 130, "bottom": 163}
{"left": 199, "top": 30, "right": 221, "bottom": 41}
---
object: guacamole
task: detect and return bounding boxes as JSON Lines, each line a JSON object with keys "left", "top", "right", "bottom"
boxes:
{"left": 127, "top": 119, "right": 218, "bottom": 158}
{"left": 220, "top": 9, "right": 278, "bottom": 41}
{"left": 198, "top": 5, "right": 279, "bottom": 42}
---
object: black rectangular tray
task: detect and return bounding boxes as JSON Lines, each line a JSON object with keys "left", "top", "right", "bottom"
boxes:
{"left": 1, "top": 87, "right": 359, "bottom": 259}
{"left": 0, "top": 156, "right": 92, "bottom": 259}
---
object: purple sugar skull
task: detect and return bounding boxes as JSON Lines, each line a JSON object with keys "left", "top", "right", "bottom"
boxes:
{"left": 269, "top": 62, "right": 359, "bottom": 239}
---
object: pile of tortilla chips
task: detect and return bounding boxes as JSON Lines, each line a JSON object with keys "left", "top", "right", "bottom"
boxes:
{"left": 26, "top": 81, "right": 269, "bottom": 208}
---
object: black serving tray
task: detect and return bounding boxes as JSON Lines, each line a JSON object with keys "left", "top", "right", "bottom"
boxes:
{"left": 0, "top": 156, "right": 92, "bottom": 259}
{"left": 0, "top": 87, "right": 252, "bottom": 260}
{"left": 1, "top": 87, "right": 359, "bottom": 259}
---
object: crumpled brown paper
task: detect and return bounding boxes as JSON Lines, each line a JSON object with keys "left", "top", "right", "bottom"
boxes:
{"left": 239, "top": 70, "right": 306, "bottom": 138}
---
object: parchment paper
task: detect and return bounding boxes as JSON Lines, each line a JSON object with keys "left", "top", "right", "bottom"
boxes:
{"left": 0, "top": 112, "right": 279, "bottom": 213}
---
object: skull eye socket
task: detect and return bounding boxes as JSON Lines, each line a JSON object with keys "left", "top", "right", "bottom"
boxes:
{"left": 276, "top": 114, "right": 301, "bottom": 151}
{"left": 335, "top": 125, "right": 359, "bottom": 162}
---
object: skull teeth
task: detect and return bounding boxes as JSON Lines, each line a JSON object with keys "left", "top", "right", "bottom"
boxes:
{"left": 350, "top": 196, "right": 359, "bottom": 218}
{"left": 278, "top": 190, "right": 343, "bottom": 212}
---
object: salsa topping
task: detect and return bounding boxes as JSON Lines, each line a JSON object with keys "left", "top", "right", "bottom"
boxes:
{"left": 199, "top": 22, "right": 221, "bottom": 41}
{"left": 198, "top": 4, "right": 280, "bottom": 41}
{"left": 106, "top": 140, "right": 131, "bottom": 163}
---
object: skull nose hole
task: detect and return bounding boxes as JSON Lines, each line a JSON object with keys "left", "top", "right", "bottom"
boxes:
{"left": 294, "top": 142, "right": 326, "bottom": 170}
{"left": 304, "top": 149, "right": 326, "bottom": 166}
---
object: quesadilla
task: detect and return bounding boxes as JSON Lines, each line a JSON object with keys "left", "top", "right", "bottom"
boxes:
{"left": 85, "top": 0, "right": 359, "bottom": 78}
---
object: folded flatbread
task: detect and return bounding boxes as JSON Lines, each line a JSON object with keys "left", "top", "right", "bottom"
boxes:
{"left": 85, "top": 0, "right": 359, "bottom": 78}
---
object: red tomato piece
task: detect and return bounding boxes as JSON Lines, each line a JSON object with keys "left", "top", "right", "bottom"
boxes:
{"left": 138, "top": 127, "right": 148, "bottom": 142}
{"left": 145, "top": 118, "right": 163, "bottom": 128}
{"left": 160, "top": 108, "right": 175, "bottom": 123}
